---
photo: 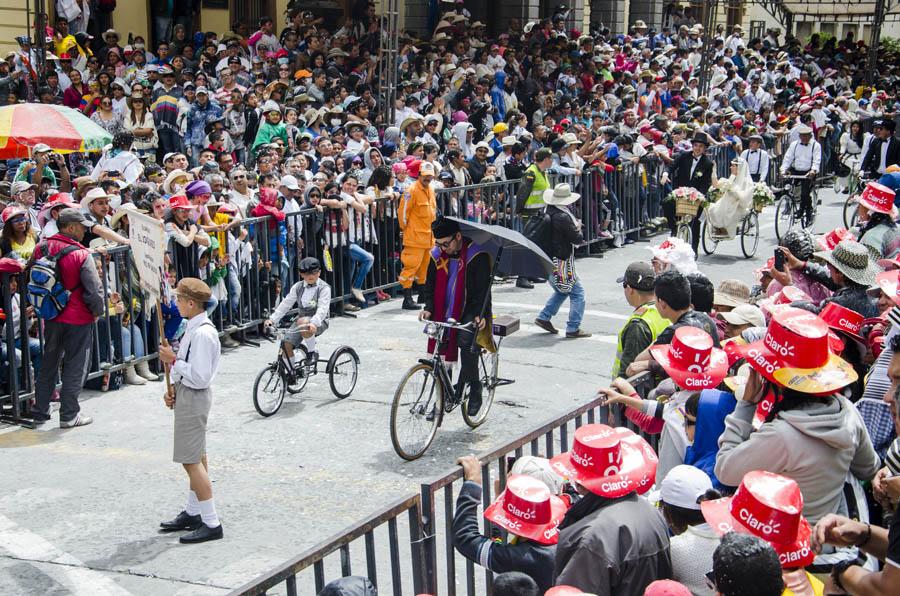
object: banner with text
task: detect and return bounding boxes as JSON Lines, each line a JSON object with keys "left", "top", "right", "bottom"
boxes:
{"left": 128, "top": 210, "right": 167, "bottom": 300}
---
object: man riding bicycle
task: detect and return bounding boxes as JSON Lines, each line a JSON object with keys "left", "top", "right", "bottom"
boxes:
{"left": 780, "top": 125, "right": 821, "bottom": 224}
{"left": 419, "top": 217, "right": 493, "bottom": 416}
{"left": 265, "top": 257, "right": 331, "bottom": 366}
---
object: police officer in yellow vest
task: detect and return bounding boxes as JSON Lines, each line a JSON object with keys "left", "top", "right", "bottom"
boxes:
{"left": 513, "top": 148, "right": 553, "bottom": 289}
{"left": 612, "top": 262, "right": 670, "bottom": 378}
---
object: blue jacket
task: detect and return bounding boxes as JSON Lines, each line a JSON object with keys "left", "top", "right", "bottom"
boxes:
{"left": 490, "top": 71, "right": 507, "bottom": 122}
{"left": 684, "top": 389, "right": 737, "bottom": 491}
{"left": 186, "top": 99, "right": 223, "bottom": 146}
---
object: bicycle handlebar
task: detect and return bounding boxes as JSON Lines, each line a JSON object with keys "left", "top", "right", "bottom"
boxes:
{"left": 424, "top": 319, "right": 476, "bottom": 332}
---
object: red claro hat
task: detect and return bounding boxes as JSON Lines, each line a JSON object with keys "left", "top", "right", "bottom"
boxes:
{"left": 876, "top": 269, "right": 900, "bottom": 307}
{"left": 545, "top": 587, "right": 589, "bottom": 596}
{"left": 169, "top": 194, "right": 192, "bottom": 210}
{"left": 818, "top": 302, "right": 865, "bottom": 342}
{"left": 649, "top": 326, "right": 728, "bottom": 390}
{"left": 701, "top": 470, "right": 815, "bottom": 569}
{"left": 741, "top": 307, "right": 857, "bottom": 394}
{"left": 816, "top": 227, "right": 855, "bottom": 251}
{"left": 856, "top": 181, "right": 897, "bottom": 217}
{"left": 482, "top": 474, "right": 568, "bottom": 545}
{"left": 550, "top": 424, "right": 657, "bottom": 498}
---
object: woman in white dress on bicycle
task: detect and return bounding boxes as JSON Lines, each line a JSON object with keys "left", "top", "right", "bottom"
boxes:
{"left": 705, "top": 157, "right": 754, "bottom": 236}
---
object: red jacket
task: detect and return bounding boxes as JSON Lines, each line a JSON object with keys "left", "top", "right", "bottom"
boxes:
{"left": 32, "top": 234, "right": 104, "bottom": 325}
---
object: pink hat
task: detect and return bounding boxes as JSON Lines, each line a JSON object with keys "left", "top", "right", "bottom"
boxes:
{"left": 482, "top": 475, "right": 568, "bottom": 544}
{"left": 451, "top": 110, "right": 468, "bottom": 124}
{"left": 644, "top": 580, "right": 693, "bottom": 596}
{"left": 550, "top": 425, "right": 657, "bottom": 497}
{"left": 816, "top": 227, "right": 855, "bottom": 251}
{"left": 649, "top": 327, "right": 728, "bottom": 390}
{"left": 856, "top": 181, "right": 897, "bottom": 217}
{"left": 702, "top": 470, "right": 815, "bottom": 568}
{"left": 738, "top": 307, "right": 856, "bottom": 393}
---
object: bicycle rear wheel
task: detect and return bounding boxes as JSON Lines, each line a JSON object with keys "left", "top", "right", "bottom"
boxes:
{"left": 700, "top": 220, "right": 718, "bottom": 255}
{"left": 842, "top": 194, "right": 858, "bottom": 229}
{"left": 328, "top": 346, "right": 359, "bottom": 399}
{"left": 462, "top": 350, "right": 498, "bottom": 429}
{"left": 740, "top": 211, "right": 760, "bottom": 258}
{"left": 253, "top": 363, "right": 286, "bottom": 417}
{"left": 390, "top": 363, "right": 444, "bottom": 460}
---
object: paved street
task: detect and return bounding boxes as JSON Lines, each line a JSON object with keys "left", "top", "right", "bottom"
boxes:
{"left": 0, "top": 188, "right": 848, "bottom": 595}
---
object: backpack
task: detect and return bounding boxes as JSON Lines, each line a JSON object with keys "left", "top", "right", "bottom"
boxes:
{"left": 523, "top": 207, "right": 553, "bottom": 256}
{"left": 26, "top": 243, "right": 81, "bottom": 320}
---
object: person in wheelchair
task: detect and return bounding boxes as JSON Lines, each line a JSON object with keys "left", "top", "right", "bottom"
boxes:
{"left": 264, "top": 256, "right": 331, "bottom": 367}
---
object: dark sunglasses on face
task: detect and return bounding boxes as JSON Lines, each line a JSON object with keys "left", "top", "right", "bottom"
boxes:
{"left": 8, "top": 216, "right": 26, "bottom": 224}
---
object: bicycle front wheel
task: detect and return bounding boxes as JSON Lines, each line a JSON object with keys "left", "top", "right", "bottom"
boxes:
{"left": 253, "top": 363, "right": 286, "bottom": 417}
{"left": 774, "top": 196, "right": 794, "bottom": 242}
{"left": 390, "top": 363, "right": 445, "bottom": 460}
{"left": 675, "top": 223, "right": 692, "bottom": 247}
{"left": 843, "top": 194, "right": 858, "bottom": 229}
{"left": 462, "top": 350, "right": 498, "bottom": 429}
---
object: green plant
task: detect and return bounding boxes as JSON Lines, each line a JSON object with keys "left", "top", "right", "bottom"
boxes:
{"left": 880, "top": 36, "right": 900, "bottom": 53}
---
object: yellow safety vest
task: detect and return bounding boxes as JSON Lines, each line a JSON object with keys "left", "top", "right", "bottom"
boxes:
{"left": 611, "top": 303, "right": 670, "bottom": 377}
{"left": 524, "top": 163, "right": 550, "bottom": 208}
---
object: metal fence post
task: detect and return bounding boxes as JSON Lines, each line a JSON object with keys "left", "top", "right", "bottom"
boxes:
{"left": 419, "top": 484, "right": 437, "bottom": 594}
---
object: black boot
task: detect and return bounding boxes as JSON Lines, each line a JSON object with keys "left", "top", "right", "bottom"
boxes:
{"left": 465, "top": 381, "right": 483, "bottom": 416}
{"left": 415, "top": 283, "right": 426, "bottom": 304}
{"left": 402, "top": 288, "right": 421, "bottom": 310}
{"left": 515, "top": 277, "right": 534, "bottom": 289}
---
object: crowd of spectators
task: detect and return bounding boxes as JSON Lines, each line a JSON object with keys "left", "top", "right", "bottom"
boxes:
{"left": 1, "top": 3, "right": 900, "bottom": 593}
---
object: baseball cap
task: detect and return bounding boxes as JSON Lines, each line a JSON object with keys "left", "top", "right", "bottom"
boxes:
{"left": 280, "top": 175, "right": 300, "bottom": 191}
{"left": 56, "top": 208, "right": 90, "bottom": 227}
{"left": 419, "top": 162, "right": 435, "bottom": 176}
{"left": 10, "top": 180, "right": 36, "bottom": 195}
{"left": 617, "top": 261, "right": 656, "bottom": 291}
{"left": 720, "top": 304, "right": 766, "bottom": 328}
{"left": 660, "top": 465, "right": 713, "bottom": 510}
{"left": 195, "top": 86, "right": 209, "bottom": 95}
{"left": 32, "top": 143, "right": 52, "bottom": 154}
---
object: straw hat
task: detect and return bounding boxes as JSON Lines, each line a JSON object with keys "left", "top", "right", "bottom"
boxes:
{"left": 713, "top": 279, "right": 751, "bottom": 308}
{"left": 473, "top": 141, "right": 494, "bottom": 158}
{"left": 399, "top": 114, "right": 424, "bottom": 132}
{"left": 812, "top": 240, "right": 881, "bottom": 287}
{"left": 163, "top": 169, "right": 191, "bottom": 195}
{"left": 542, "top": 183, "right": 580, "bottom": 206}
{"left": 79, "top": 187, "right": 112, "bottom": 210}
{"left": 110, "top": 202, "right": 147, "bottom": 228}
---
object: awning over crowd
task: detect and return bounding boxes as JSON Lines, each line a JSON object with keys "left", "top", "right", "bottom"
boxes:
{"left": 779, "top": 0, "right": 900, "bottom": 22}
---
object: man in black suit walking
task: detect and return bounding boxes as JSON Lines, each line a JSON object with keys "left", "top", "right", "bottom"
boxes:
{"left": 861, "top": 119, "right": 900, "bottom": 178}
{"left": 664, "top": 131, "right": 714, "bottom": 254}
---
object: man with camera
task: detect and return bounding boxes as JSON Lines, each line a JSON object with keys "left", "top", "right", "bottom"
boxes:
{"left": 14, "top": 144, "right": 70, "bottom": 192}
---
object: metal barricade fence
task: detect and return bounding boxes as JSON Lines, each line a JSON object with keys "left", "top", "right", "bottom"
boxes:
{"left": 228, "top": 372, "right": 656, "bottom": 596}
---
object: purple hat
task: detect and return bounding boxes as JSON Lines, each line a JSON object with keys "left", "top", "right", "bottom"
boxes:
{"left": 185, "top": 180, "right": 212, "bottom": 197}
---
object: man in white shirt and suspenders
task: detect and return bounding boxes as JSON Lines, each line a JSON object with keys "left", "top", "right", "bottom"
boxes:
{"left": 158, "top": 278, "right": 224, "bottom": 544}
{"left": 780, "top": 125, "right": 821, "bottom": 224}
{"left": 741, "top": 134, "right": 770, "bottom": 183}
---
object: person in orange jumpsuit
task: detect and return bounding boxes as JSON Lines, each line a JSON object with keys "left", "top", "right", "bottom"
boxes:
{"left": 398, "top": 161, "right": 436, "bottom": 309}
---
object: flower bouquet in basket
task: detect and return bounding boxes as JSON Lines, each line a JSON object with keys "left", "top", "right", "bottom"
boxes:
{"left": 665, "top": 186, "right": 705, "bottom": 217}
{"left": 706, "top": 178, "right": 732, "bottom": 205}
{"left": 751, "top": 182, "right": 776, "bottom": 212}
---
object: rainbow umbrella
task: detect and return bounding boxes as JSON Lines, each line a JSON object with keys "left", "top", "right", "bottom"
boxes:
{"left": 0, "top": 104, "right": 113, "bottom": 158}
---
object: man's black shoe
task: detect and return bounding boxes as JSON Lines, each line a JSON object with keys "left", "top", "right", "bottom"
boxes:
{"left": 534, "top": 318, "right": 558, "bottom": 334}
{"left": 465, "top": 382, "right": 483, "bottom": 417}
{"left": 515, "top": 277, "right": 534, "bottom": 289}
{"left": 179, "top": 523, "right": 223, "bottom": 544}
{"left": 402, "top": 296, "right": 422, "bottom": 310}
{"left": 160, "top": 511, "right": 202, "bottom": 532}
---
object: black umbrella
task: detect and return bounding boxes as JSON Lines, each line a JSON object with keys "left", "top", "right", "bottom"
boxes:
{"left": 446, "top": 216, "right": 554, "bottom": 279}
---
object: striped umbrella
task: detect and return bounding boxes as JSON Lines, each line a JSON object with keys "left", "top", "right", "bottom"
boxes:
{"left": 0, "top": 104, "right": 114, "bottom": 158}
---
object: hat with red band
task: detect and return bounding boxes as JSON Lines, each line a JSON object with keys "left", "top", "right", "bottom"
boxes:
{"left": 169, "top": 194, "right": 193, "bottom": 210}
{"left": 876, "top": 269, "right": 900, "bottom": 307}
{"left": 815, "top": 227, "right": 855, "bottom": 251}
{"left": 739, "top": 307, "right": 857, "bottom": 393}
{"left": 482, "top": 474, "right": 568, "bottom": 545}
{"left": 550, "top": 424, "right": 657, "bottom": 498}
{"left": 818, "top": 302, "right": 865, "bottom": 343}
{"left": 856, "top": 181, "right": 897, "bottom": 217}
{"left": 701, "top": 470, "right": 815, "bottom": 569}
{"left": 649, "top": 326, "right": 728, "bottom": 390}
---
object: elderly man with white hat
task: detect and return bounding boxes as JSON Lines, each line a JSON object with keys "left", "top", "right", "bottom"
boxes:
{"left": 780, "top": 123, "right": 822, "bottom": 225}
